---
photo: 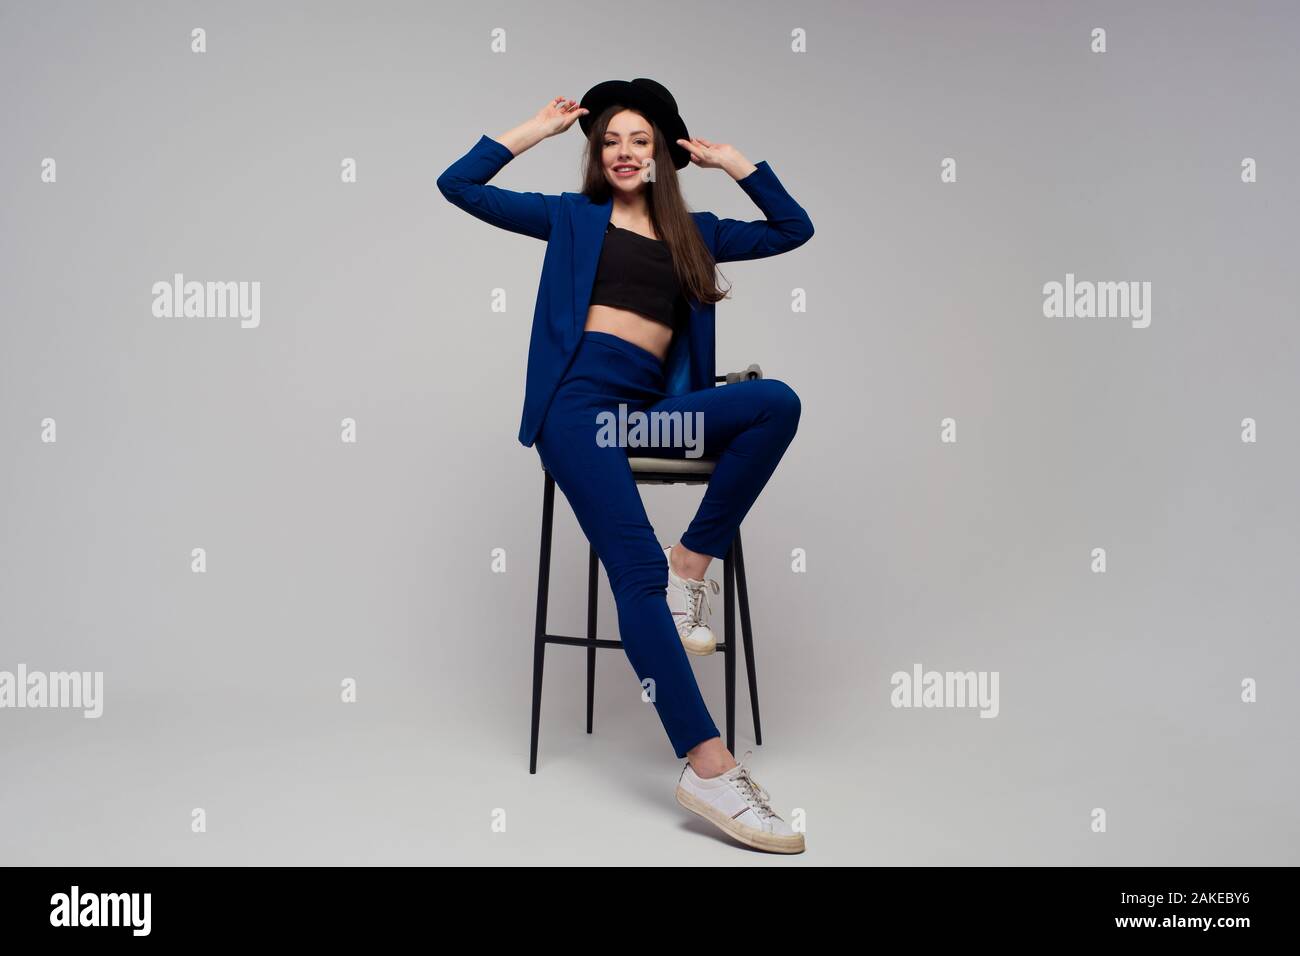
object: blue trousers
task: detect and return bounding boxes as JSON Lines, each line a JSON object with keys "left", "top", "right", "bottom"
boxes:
{"left": 534, "top": 331, "right": 801, "bottom": 758}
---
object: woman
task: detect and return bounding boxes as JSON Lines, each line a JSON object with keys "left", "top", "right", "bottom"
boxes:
{"left": 437, "top": 78, "right": 813, "bottom": 853}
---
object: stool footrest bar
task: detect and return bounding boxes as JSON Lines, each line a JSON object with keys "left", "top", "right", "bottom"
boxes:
{"left": 545, "top": 633, "right": 729, "bottom": 653}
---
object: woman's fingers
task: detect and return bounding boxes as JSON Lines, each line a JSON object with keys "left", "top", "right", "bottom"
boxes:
{"left": 543, "top": 98, "right": 586, "bottom": 131}
{"left": 679, "top": 138, "right": 720, "bottom": 166}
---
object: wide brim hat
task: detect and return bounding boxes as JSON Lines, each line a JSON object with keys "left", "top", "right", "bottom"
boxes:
{"left": 578, "top": 78, "right": 691, "bottom": 170}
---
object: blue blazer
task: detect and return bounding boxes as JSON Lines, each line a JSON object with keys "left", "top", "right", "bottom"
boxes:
{"left": 436, "top": 134, "right": 814, "bottom": 447}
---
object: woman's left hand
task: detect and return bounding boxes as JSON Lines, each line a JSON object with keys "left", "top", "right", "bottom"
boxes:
{"left": 676, "top": 137, "right": 758, "bottom": 180}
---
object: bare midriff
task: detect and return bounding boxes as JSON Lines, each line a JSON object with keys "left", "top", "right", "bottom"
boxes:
{"left": 583, "top": 304, "right": 673, "bottom": 362}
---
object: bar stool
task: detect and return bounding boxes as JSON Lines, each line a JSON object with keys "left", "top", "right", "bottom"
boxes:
{"left": 528, "top": 366, "right": 768, "bottom": 773}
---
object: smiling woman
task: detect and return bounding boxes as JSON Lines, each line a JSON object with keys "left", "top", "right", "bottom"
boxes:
{"left": 435, "top": 77, "right": 814, "bottom": 854}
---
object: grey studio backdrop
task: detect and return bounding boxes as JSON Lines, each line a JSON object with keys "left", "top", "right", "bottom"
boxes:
{"left": 2, "top": 0, "right": 1297, "bottom": 866}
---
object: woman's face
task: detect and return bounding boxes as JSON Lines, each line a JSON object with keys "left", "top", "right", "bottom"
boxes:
{"left": 600, "top": 109, "right": 656, "bottom": 195}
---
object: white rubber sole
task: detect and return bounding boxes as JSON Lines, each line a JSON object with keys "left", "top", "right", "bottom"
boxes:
{"left": 675, "top": 786, "right": 805, "bottom": 853}
{"left": 681, "top": 635, "right": 716, "bottom": 656}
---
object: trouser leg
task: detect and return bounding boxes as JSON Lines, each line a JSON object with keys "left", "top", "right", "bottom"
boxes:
{"left": 637, "top": 378, "right": 802, "bottom": 559}
{"left": 535, "top": 419, "right": 721, "bottom": 759}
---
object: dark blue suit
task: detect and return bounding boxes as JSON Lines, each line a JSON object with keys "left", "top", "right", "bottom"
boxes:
{"left": 437, "top": 134, "right": 813, "bottom": 758}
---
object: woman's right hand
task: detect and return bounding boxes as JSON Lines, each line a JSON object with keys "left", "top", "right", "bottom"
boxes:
{"left": 533, "top": 97, "right": 588, "bottom": 138}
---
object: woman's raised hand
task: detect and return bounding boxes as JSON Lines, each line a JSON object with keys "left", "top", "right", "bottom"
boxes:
{"left": 676, "top": 137, "right": 756, "bottom": 179}
{"left": 534, "top": 97, "right": 589, "bottom": 138}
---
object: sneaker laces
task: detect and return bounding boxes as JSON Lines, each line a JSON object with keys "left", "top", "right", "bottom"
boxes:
{"left": 730, "top": 750, "right": 780, "bottom": 821}
{"left": 682, "top": 576, "right": 720, "bottom": 629}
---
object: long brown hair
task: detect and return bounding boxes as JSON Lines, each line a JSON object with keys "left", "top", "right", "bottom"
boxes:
{"left": 579, "top": 105, "right": 730, "bottom": 307}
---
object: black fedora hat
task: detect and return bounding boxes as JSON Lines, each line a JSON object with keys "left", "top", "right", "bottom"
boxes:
{"left": 578, "top": 78, "right": 691, "bottom": 170}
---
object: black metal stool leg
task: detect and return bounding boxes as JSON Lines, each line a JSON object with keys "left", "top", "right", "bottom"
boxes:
{"left": 733, "top": 528, "right": 762, "bottom": 746}
{"left": 724, "top": 540, "right": 736, "bottom": 756}
{"left": 585, "top": 544, "right": 597, "bottom": 733}
{"left": 529, "top": 472, "right": 556, "bottom": 774}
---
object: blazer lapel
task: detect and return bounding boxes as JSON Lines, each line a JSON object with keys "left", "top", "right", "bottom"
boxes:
{"left": 569, "top": 196, "right": 614, "bottom": 344}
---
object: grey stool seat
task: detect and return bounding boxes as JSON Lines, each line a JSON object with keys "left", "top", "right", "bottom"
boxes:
{"left": 627, "top": 456, "right": 716, "bottom": 479}
{"left": 537, "top": 455, "right": 715, "bottom": 478}
{"left": 528, "top": 364, "right": 768, "bottom": 773}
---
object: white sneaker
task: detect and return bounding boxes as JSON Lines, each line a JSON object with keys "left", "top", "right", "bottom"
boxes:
{"left": 675, "top": 750, "right": 805, "bottom": 853}
{"left": 664, "top": 545, "right": 720, "bottom": 656}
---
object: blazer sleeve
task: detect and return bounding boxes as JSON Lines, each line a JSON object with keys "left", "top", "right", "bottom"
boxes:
{"left": 703, "top": 161, "right": 815, "bottom": 263}
{"left": 436, "top": 134, "right": 560, "bottom": 241}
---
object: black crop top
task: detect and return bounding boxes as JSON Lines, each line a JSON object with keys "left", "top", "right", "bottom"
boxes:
{"left": 588, "top": 222, "right": 688, "bottom": 331}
